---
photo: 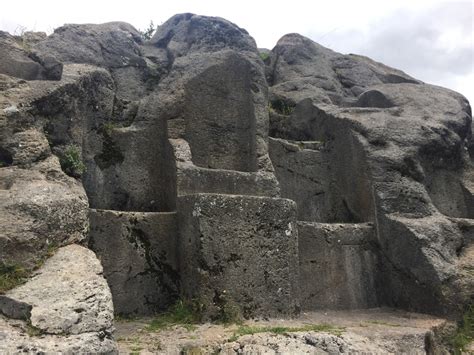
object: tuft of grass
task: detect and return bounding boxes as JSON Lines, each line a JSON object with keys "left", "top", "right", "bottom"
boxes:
{"left": 59, "top": 144, "right": 86, "bottom": 177}
{"left": 228, "top": 324, "right": 344, "bottom": 342}
{"left": 26, "top": 322, "right": 43, "bottom": 337}
{"left": 147, "top": 300, "right": 201, "bottom": 332}
{"left": 450, "top": 304, "right": 474, "bottom": 354}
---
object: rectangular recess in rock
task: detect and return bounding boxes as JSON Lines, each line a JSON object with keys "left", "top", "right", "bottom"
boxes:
{"left": 178, "top": 193, "right": 300, "bottom": 319}
{"left": 88, "top": 209, "right": 179, "bottom": 316}
{"left": 269, "top": 137, "right": 362, "bottom": 223}
{"left": 298, "top": 222, "right": 379, "bottom": 310}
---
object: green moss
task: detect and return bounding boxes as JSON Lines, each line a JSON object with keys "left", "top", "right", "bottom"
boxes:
{"left": 0, "top": 244, "right": 58, "bottom": 294}
{"left": 0, "top": 263, "right": 29, "bottom": 294}
{"left": 228, "top": 324, "right": 344, "bottom": 342}
{"left": 59, "top": 144, "right": 86, "bottom": 177}
{"left": 147, "top": 300, "right": 201, "bottom": 332}
{"left": 450, "top": 304, "right": 474, "bottom": 354}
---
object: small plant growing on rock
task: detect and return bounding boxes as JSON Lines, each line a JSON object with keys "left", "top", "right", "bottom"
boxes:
{"left": 450, "top": 304, "right": 474, "bottom": 354}
{"left": 259, "top": 52, "right": 270, "bottom": 62}
{"left": 270, "top": 99, "right": 295, "bottom": 116}
{"left": 140, "top": 21, "right": 156, "bottom": 40}
{"left": 59, "top": 144, "right": 86, "bottom": 177}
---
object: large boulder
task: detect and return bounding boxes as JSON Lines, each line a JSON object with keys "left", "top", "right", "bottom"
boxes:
{"left": 0, "top": 64, "right": 115, "bottom": 270}
{"left": 0, "top": 244, "right": 117, "bottom": 353}
{"left": 0, "top": 157, "right": 88, "bottom": 270}
{"left": 149, "top": 14, "right": 277, "bottom": 178}
{"left": 0, "top": 31, "right": 62, "bottom": 81}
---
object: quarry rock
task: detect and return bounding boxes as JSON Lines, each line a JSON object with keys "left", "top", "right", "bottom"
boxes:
{"left": 89, "top": 209, "right": 179, "bottom": 316}
{"left": 0, "top": 244, "right": 114, "bottom": 335}
{"left": 0, "top": 245, "right": 116, "bottom": 353}
{"left": 0, "top": 12, "right": 472, "bottom": 353}
{"left": 0, "top": 156, "right": 89, "bottom": 269}
{"left": 178, "top": 194, "right": 299, "bottom": 319}
{"left": 298, "top": 222, "right": 378, "bottom": 310}
{"left": 267, "top": 32, "right": 473, "bottom": 316}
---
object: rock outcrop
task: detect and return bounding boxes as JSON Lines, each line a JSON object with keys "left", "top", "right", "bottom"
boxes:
{"left": 0, "top": 13, "right": 472, "bottom": 353}
{"left": 266, "top": 33, "right": 473, "bottom": 316}
{"left": 0, "top": 245, "right": 116, "bottom": 353}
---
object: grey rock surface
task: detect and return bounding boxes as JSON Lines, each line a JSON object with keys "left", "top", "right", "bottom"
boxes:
{"left": 0, "top": 156, "right": 88, "bottom": 269}
{"left": 298, "top": 222, "right": 378, "bottom": 310}
{"left": 0, "top": 245, "right": 117, "bottom": 353}
{"left": 0, "top": 316, "right": 117, "bottom": 354}
{"left": 0, "top": 12, "right": 472, "bottom": 352}
{"left": 178, "top": 193, "right": 299, "bottom": 319}
{"left": 89, "top": 209, "right": 179, "bottom": 316}
{"left": 0, "top": 31, "right": 62, "bottom": 81}
{"left": 269, "top": 137, "right": 359, "bottom": 222}
{"left": 267, "top": 32, "right": 473, "bottom": 315}
{"left": 0, "top": 244, "right": 114, "bottom": 335}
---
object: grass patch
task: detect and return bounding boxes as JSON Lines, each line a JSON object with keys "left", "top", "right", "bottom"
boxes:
{"left": 147, "top": 300, "right": 201, "bottom": 332}
{"left": 450, "top": 304, "right": 474, "bottom": 354}
{"left": 228, "top": 324, "right": 344, "bottom": 342}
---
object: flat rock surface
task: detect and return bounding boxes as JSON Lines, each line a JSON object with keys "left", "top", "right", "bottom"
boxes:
{"left": 115, "top": 308, "right": 449, "bottom": 354}
{"left": 0, "top": 315, "right": 117, "bottom": 354}
{"left": 1, "top": 244, "right": 114, "bottom": 335}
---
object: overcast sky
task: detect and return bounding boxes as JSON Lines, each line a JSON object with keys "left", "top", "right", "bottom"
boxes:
{"left": 1, "top": 0, "right": 473, "bottom": 105}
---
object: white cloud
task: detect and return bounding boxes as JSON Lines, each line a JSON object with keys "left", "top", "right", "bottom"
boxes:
{"left": 1, "top": 0, "right": 472, "bottom": 104}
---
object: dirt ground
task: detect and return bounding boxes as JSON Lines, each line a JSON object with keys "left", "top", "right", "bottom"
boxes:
{"left": 115, "top": 307, "right": 451, "bottom": 354}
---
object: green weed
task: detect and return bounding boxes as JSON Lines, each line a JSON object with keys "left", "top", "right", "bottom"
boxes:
{"left": 228, "top": 324, "right": 344, "bottom": 342}
{"left": 147, "top": 300, "right": 201, "bottom": 332}
{"left": 450, "top": 304, "right": 474, "bottom": 354}
{"left": 59, "top": 144, "right": 85, "bottom": 177}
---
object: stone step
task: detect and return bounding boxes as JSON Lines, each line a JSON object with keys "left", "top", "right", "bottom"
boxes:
{"left": 176, "top": 163, "right": 279, "bottom": 197}
{"left": 298, "top": 222, "right": 379, "bottom": 310}
{"left": 88, "top": 209, "right": 179, "bottom": 316}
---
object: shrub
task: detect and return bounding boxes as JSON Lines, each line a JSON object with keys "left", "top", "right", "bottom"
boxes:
{"left": 259, "top": 52, "right": 270, "bottom": 61}
{"left": 140, "top": 21, "right": 156, "bottom": 41}
{"left": 60, "top": 144, "right": 85, "bottom": 177}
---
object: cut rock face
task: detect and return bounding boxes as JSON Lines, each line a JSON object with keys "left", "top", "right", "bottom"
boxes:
{"left": 0, "top": 11, "right": 472, "bottom": 353}
{"left": 88, "top": 209, "right": 179, "bottom": 316}
{"left": 178, "top": 194, "right": 300, "bottom": 319}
